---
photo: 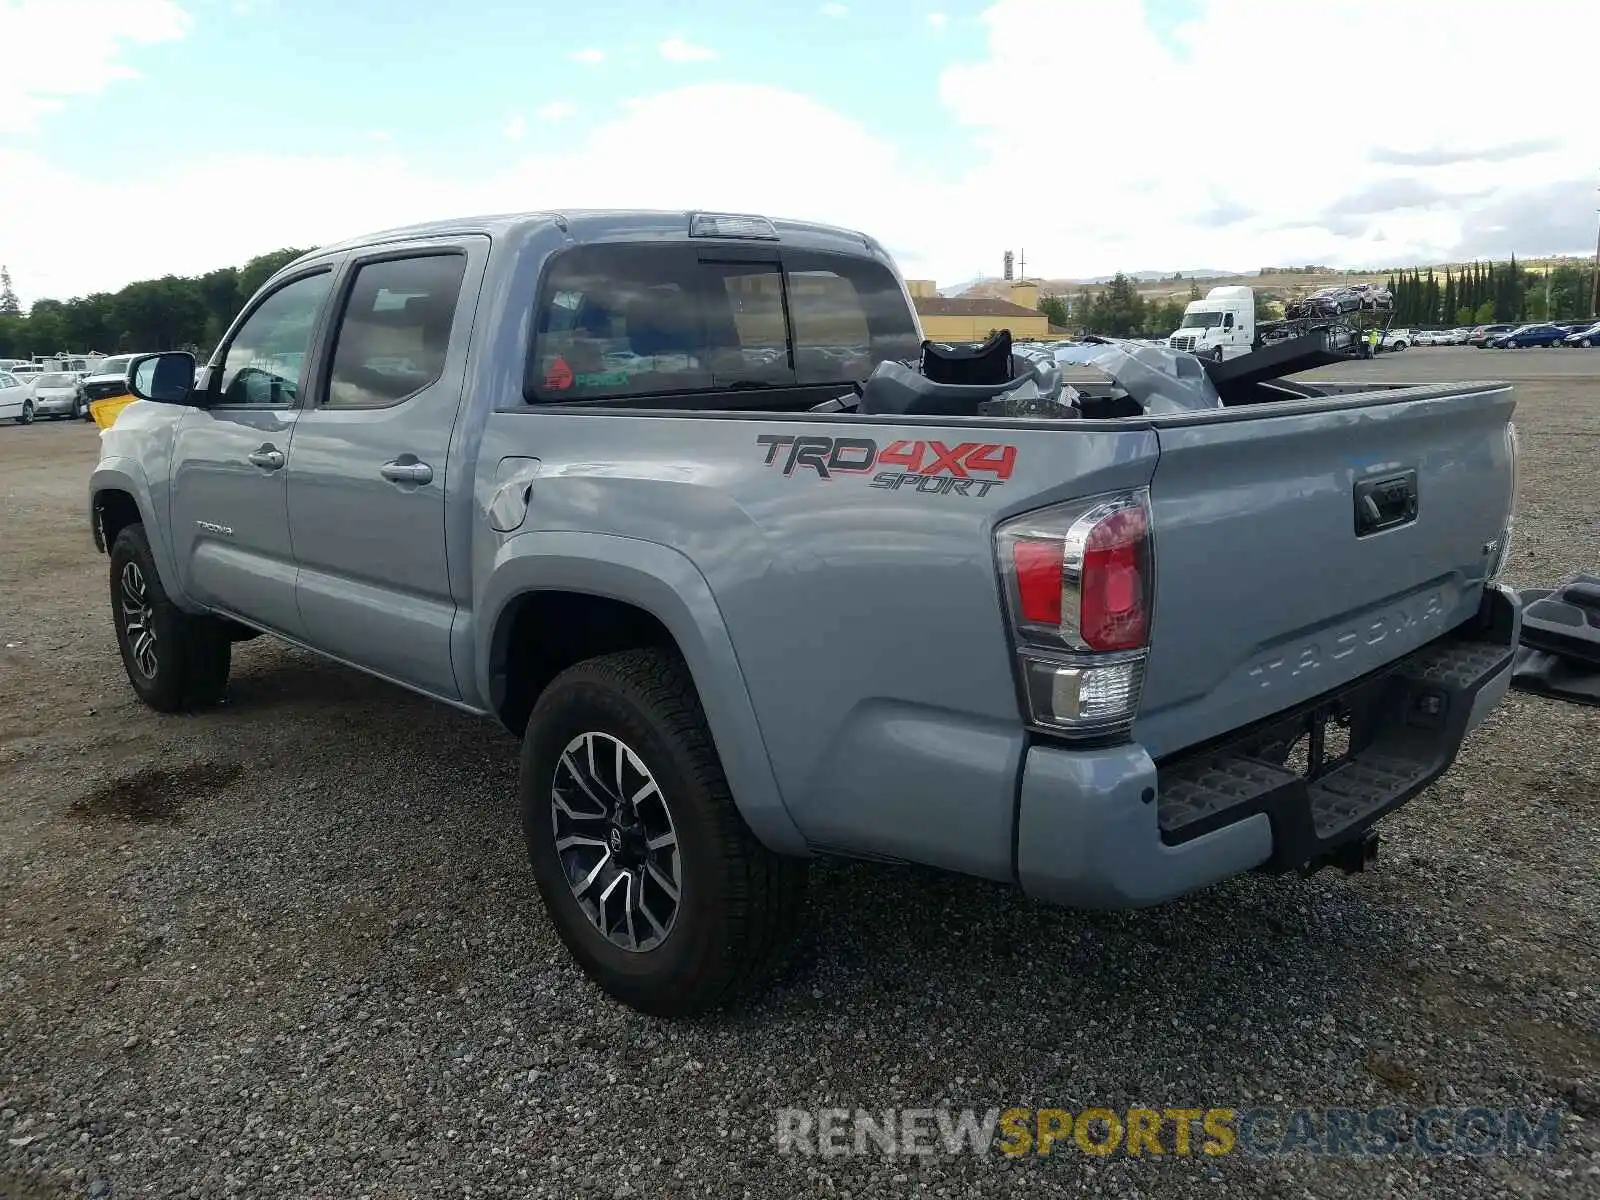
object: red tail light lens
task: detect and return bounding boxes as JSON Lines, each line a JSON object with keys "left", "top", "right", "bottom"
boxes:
{"left": 996, "top": 490, "right": 1153, "bottom": 653}
{"left": 1011, "top": 537, "right": 1065, "bottom": 626}
{"left": 995, "top": 490, "right": 1153, "bottom": 739}
{"left": 1079, "top": 504, "right": 1149, "bottom": 651}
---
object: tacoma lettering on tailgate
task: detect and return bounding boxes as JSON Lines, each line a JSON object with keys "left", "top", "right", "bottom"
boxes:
{"left": 1245, "top": 589, "right": 1450, "bottom": 689}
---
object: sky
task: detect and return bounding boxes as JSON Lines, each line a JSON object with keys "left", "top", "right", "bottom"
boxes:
{"left": 1, "top": 0, "right": 1597, "bottom": 305}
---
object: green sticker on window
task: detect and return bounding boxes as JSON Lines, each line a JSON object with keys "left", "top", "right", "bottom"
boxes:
{"left": 574, "top": 370, "right": 632, "bottom": 387}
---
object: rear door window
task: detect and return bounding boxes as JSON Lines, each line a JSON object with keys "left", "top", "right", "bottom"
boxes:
{"left": 324, "top": 253, "right": 467, "bottom": 409}
{"left": 527, "top": 243, "right": 919, "bottom": 403}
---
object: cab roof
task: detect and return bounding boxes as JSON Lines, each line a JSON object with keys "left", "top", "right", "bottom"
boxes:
{"left": 294, "top": 209, "right": 883, "bottom": 266}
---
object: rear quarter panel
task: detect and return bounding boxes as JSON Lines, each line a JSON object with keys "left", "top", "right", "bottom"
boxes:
{"left": 474, "top": 409, "right": 1159, "bottom": 879}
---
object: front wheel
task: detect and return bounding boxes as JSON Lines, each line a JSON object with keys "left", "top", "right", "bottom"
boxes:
{"left": 16, "top": 400, "right": 33, "bottom": 425}
{"left": 1211, "top": 346, "right": 1224, "bottom": 362}
{"left": 520, "top": 648, "right": 807, "bottom": 1017}
{"left": 109, "top": 524, "right": 232, "bottom": 712}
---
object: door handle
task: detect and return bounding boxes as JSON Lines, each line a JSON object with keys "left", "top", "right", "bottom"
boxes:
{"left": 247, "top": 445, "right": 284, "bottom": 470}
{"left": 380, "top": 457, "right": 434, "bottom": 486}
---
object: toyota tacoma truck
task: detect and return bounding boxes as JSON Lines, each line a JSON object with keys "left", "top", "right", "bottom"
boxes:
{"left": 90, "top": 209, "right": 1522, "bottom": 1017}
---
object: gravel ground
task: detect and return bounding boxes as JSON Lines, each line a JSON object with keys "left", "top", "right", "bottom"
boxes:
{"left": 1, "top": 347, "right": 1596, "bottom": 1199}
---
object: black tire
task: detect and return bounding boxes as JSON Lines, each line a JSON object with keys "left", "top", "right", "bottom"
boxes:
{"left": 520, "top": 647, "right": 807, "bottom": 1017}
{"left": 109, "top": 524, "right": 232, "bottom": 712}
{"left": 16, "top": 400, "right": 33, "bottom": 425}
{"left": 1211, "top": 346, "right": 1224, "bottom": 362}
{"left": 1584, "top": 338, "right": 1594, "bottom": 349}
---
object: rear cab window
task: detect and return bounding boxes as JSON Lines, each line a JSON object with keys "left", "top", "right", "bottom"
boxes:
{"left": 526, "top": 242, "right": 919, "bottom": 406}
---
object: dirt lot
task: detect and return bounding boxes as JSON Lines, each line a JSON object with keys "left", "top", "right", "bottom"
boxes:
{"left": 2, "top": 348, "right": 1597, "bottom": 1199}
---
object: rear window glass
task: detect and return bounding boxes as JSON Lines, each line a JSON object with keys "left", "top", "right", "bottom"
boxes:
{"left": 528, "top": 244, "right": 919, "bottom": 403}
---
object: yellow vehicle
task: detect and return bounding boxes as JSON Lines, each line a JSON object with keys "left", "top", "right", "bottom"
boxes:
{"left": 80, "top": 353, "right": 146, "bottom": 430}
{"left": 90, "top": 395, "right": 136, "bottom": 429}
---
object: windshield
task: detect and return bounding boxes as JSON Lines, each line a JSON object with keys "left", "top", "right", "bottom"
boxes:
{"left": 1179, "top": 311, "right": 1225, "bottom": 329}
{"left": 34, "top": 373, "right": 74, "bottom": 387}
{"left": 96, "top": 356, "right": 135, "bottom": 376}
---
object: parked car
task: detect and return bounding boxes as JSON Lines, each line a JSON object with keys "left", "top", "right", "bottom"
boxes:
{"left": 1469, "top": 324, "right": 1516, "bottom": 347}
{"left": 1491, "top": 323, "right": 1566, "bottom": 348}
{"left": 79, "top": 353, "right": 147, "bottom": 428}
{"left": 26, "top": 372, "right": 85, "bottom": 419}
{"left": 1379, "top": 328, "right": 1412, "bottom": 351}
{"left": 91, "top": 208, "right": 1522, "bottom": 1016}
{"left": 0, "top": 371, "right": 35, "bottom": 423}
{"left": 1563, "top": 321, "right": 1600, "bottom": 348}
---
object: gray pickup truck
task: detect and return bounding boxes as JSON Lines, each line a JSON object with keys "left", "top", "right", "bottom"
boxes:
{"left": 90, "top": 209, "right": 1522, "bottom": 1016}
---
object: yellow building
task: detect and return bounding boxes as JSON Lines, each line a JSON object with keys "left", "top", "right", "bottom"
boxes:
{"left": 903, "top": 279, "right": 1065, "bottom": 342}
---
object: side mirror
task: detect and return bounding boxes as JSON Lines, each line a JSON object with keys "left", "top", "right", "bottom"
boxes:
{"left": 128, "top": 352, "right": 197, "bottom": 404}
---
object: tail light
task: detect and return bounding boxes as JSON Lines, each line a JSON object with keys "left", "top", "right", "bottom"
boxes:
{"left": 1489, "top": 422, "right": 1519, "bottom": 580}
{"left": 995, "top": 489, "right": 1153, "bottom": 738}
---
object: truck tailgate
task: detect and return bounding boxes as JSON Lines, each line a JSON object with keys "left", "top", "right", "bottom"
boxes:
{"left": 1135, "top": 383, "right": 1516, "bottom": 760}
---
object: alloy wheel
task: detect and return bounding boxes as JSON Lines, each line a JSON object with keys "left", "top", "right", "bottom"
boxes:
{"left": 551, "top": 731, "right": 681, "bottom": 952}
{"left": 119, "top": 561, "right": 158, "bottom": 679}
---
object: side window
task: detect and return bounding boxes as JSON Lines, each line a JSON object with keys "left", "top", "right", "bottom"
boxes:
{"left": 325, "top": 253, "right": 467, "bottom": 409}
{"left": 784, "top": 253, "right": 921, "bottom": 386}
{"left": 1223, "top": 312, "right": 1234, "bottom": 329}
{"left": 217, "top": 271, "right": 333, "bottom": 408}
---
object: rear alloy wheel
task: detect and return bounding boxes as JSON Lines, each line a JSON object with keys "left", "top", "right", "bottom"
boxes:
{"left": 16, "top": 400, "right": 33, "bottom": 425}
{"left": 551, "top": 730, "right": 682, "bottom": 953}
{"left": 521, "top": 648, "right": 807, "bottom": 1017}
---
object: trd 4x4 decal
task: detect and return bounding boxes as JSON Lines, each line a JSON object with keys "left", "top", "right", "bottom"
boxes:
{"left": 755, "top": 434, "right": 1017, "bottom": 497}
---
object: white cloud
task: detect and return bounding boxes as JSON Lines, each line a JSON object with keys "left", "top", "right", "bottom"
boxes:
{"left": 820, "top": 2, "right": 849, "bottom": 16}
{"left": 0, "top": 0, "right": 191, "bottom": 134}
{"left": 928, "top": 0, "right": 1600, "bottom": 277}
{"left": 536, "top": 101, "right": 578, "bottom": 122}
{"left": 5, "top": 1, "right": 1599, "bottom": 304}
{"left": 503, "top": 113, "right": 527, "bottom": 141}
{"left": 658, "top": 35, "right": 717, "bottom": 63}
{"left": 366, "top": 130, "right": 392, "bottom": 144}
{"left": 569, "top": 47, "right": 605, "bottom": 64}
{"left": 926, "top": 12, "right": 948, "bottom": 29}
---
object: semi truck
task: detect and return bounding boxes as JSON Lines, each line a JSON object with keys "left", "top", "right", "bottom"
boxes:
{"left": 1165, "top": 286, "right": 1257, "bottom": 361}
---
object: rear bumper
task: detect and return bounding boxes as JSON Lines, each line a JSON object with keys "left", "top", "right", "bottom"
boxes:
{"left": 1016, "top": 583, "right": 1519, "bottom": 909}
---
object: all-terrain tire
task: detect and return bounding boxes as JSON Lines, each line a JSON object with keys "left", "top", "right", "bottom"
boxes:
{"left": 520, "top": 648, "right": 807, "bottom": 1017}
{"left": 109, "top": 524, "right": 232, "bottom": 712}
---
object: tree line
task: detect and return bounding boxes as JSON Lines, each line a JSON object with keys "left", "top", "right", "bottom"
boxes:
{"left": 0, "top": 248, "right": 311, "bottom": 361}
{"left": 1040, "top": 274, "right": 1282, "bottom": 338}
{"left": 1384, "top": 259, "right": 1597, "bottom": 327}
{"left": 1044, "top": 257, "right": 1598, "bottom": 338}
{"left": 1037, "top": 274, "right": 1192, "bottom": 338}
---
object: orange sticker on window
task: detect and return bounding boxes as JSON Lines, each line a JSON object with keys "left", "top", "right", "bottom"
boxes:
{"left": 544, "top": 356, "right": 573, "bottom": 390}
